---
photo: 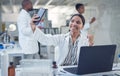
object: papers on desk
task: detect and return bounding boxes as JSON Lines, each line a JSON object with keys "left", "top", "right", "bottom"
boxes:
{"left": 113, "top": 63, "right": 120, "bottom": 71}
{"left": 19, "top": 59, "right": 53, "bottom": 76}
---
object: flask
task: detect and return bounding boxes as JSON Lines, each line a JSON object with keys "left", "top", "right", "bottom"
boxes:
{"left": 52, "top": 61, "right": 58, "bottom": 76}
{"left": 3, "top": 29, "right": 10, "bottom": 44}
{"left": 8, "top": 62, "right": 15, "bottom": 76}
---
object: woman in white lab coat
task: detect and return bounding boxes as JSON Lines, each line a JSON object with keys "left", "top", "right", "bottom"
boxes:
{"left": 31, "top": 14, "right": 89, "bottom": 66}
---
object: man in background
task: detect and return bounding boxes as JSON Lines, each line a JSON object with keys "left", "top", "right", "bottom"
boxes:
{"left": 17, "top": 0, "right": 39, "bottom": 59}
{"left": 75, "top": 3, "right": 96, "bottom": 46}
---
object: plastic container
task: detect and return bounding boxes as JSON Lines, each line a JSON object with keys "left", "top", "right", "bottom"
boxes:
{"left": 1, "top": 51, "right": 9, "bottom": 76}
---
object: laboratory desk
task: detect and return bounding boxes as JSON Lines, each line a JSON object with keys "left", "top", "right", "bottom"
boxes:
{"left": 57, "top": 65, "right": 120, "bottom": 76}
{"left": 0, "top": 46, "right": 24, "bottom": 76}
{"left": 0, "top": 64, "right": 119, "bottom": 76}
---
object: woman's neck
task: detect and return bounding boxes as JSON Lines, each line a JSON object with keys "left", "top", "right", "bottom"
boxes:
{"left": 70, "top": 32, "right": 80, "bottom": 43}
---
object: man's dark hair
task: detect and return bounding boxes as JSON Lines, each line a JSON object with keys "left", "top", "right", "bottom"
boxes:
{"left": 22, "top": 0, "right": 31, "bottom": 8}
{"left": 75, "top": 3, "right": 84, "bottom": 10}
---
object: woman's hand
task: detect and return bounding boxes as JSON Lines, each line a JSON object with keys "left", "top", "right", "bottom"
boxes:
{"left": 30, "top": 15, "right": 39, "bottom": 32}
{"left": 87, "top": 34, "right": 94, "bottom": 46}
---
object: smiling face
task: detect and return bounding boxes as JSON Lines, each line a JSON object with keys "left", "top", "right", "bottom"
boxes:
{"left": 69, "top": 15, "right": 84, "bottom": 34}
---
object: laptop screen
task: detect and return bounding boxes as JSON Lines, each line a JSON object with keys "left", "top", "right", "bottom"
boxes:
{"left": 77, "top": 45, "right": 116, "bottom": 75}
{"left": 63, "top": 45, "right": 116, "bottom": 75}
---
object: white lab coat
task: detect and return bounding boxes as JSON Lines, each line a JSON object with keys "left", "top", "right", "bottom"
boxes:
{"left": 81, "top": 23, "right": 90, "bottom": 36}
{"left": 17, "top": 9, "right": 38, "bottom": 54}
{"left": 33, "top": 27, "right": 89, "bottom": 66}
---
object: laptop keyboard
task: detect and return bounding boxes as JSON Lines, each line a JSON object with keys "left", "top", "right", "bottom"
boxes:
{"left": 63, "top": 67, "right": 77, "bottom": 74}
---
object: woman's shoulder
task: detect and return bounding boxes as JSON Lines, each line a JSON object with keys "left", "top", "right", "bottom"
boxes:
{"left": 53, "top": 32, "right": 70, "bottom": 41}
{"left": 59, "top": 32, "right": 70, "bottom": 38}
{"left": 80, "top": 32, "right": 88, "bottom": 40}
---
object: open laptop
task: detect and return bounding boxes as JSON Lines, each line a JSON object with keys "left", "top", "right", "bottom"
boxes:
{"left": 63, "top": 45, "right": 116, "bottom": 75}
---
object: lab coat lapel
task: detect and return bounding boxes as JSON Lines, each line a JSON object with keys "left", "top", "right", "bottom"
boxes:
{"left": 58, "top": 34, "right": 70, "bottom": 66}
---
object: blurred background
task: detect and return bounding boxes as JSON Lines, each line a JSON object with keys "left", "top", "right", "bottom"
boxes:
{"left": 0, "top": 0, "right": 120, "bottom": 62}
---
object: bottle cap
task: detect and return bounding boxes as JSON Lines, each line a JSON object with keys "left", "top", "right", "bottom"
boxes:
{"left": 10, "top": 62, "right": 13, "bottom": 65}
{"left": 52, "top": 61, "right": 57, "bottom": 68}
{"left": 0, "top": 44, "right": 4, "bottom": 49}
{"left": 52, "top": 61, "right": 56, "bottom": 65}
{"left": 118, "top": 54, "right": 120, "bottom": 58}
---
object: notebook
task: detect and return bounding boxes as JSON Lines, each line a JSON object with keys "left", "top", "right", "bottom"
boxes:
{"left": 63, "top": 45, "right": 116, "bottom": 75}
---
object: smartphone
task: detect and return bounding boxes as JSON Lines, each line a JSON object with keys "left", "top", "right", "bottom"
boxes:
{"left": 34, "top": 8, "right": 46, "bottom": 25}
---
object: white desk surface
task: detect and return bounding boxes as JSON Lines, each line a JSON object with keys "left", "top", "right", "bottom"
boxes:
{"left": 0, "top": 64, "right": 120, "bottom": 76}
{"left": 57, "top": 65, "right": 120, "bottom": 76}
{"left": 0, "top": 64, "right": 118, "bottom": 76}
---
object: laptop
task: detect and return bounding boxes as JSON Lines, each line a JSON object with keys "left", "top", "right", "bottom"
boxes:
{"left": 63, "top": 45, "right": 116, "bottom": 75}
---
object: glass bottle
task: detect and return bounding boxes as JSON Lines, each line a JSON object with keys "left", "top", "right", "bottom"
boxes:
{"left": 8, "top": 62, "right": 15, "bottom": 76}
{"left": 52, "top": 61, "right": 58, "bottom": 76}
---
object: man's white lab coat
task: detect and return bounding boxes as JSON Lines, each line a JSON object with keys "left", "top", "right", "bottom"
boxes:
{"left": 17, "top": 9, "right": 38, "bottom": 54}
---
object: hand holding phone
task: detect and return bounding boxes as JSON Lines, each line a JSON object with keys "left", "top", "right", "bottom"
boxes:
{"left": 34, "top": 8, "right": 46, "bottom": 25}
